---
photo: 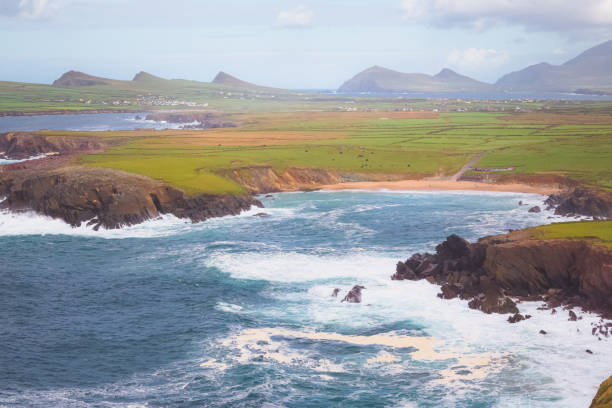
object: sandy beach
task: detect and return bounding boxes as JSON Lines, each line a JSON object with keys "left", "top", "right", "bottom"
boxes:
{"left": 319, "top": 179, "right": 562, "bottom": 195}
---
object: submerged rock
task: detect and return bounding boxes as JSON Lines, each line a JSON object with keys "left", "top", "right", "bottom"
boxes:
{"left": 342, "top": 285, "right": 365, "bottom": 303}
{"left": 508, "top": 313, "right": 526, "bottom": 323}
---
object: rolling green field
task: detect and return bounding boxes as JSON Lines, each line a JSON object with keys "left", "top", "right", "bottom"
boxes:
{"left": 531, "top": 221, "right": 612, "bottom": 248}
{"left": 73, "top": 110, "right": 612, "bottom": 194}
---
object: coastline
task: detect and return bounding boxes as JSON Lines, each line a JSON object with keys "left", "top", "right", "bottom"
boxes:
{"left": 318, "top": 179, "right": 561, "bottom": 195}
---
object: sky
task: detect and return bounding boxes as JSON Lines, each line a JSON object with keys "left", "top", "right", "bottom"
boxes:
{"left": 1, "top": 0, "right": 611, "bottom": 89}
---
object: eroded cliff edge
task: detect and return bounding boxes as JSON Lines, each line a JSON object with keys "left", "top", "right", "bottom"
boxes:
{"left": 0, "top": 165, "right": 261, "bottom": 230}
{"left": 392, "top": 231, "right": 612, "bottom": 318}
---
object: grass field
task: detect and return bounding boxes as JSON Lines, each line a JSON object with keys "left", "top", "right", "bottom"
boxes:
{"left": 531, "top": 221, "right": 612, "bottom": 248}
{"left": 70, "top": 110, "right": 612, "bottom": 194}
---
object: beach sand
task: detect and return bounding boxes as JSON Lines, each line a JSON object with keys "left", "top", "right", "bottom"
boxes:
{"left": 319, "top": 179, "right": 561, "bottom": 195}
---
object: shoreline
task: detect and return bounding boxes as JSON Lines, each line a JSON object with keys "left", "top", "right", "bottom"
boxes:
{"left": 0, "top": 109, "right": 146, "bottom": 117}
{"left": 318, "top": 179, "right": 562, "bottom": 195}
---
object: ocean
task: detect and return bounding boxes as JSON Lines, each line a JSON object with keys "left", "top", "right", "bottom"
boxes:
{"left": 0, "top": 190, "right": 608, "bottom": 407}
{"left": 0, "top": 113, "right": 191, "bottom": 133}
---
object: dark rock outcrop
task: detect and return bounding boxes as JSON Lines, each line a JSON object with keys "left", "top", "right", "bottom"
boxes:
{"left": 590, "top": 375, "right": 612, "bottom": 408}
{"left": 144, "top": 112, "right": 237, "bottom": 129}
{"left": 508, "top": 313, "right": 531, "bottom": 323}
{"left": 0, "top": 132, "right": 109, "bottom": 160}
{"left": 528, "top": 206, "right": 541, "bottom": 213}
{"left": 545, "top": 188, "right": 612, "bottom": 219}
{"left": 393, "top": 232, "right": 612, "bottom": 317}
{"left": 342, "top": 285, "right": 365, "bottom": 303}
{"left": 0, "top": 166, "right": 261, "bottom": 230}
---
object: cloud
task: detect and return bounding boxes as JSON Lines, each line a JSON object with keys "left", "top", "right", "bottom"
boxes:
{"left": 400, "top": 0, "right": 612, "bottom": 32}
{"left": 0, "top": 0, "right": 60, "bottom": 19}
{"left": 447, "top": 48, "right": 509, "bottom": 69}
{"left": 276, "top": 5, "right": 314, "bottom": 28}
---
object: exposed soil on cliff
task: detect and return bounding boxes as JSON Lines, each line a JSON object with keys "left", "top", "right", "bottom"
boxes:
{"left": 224, "top": 166, "right": 343, "bottom": 194}
{"left": 393, "top": 232, "right": 612, "bottom": 319}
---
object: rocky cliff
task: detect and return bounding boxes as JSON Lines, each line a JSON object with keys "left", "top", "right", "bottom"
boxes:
{"left": 545, "top": 188, "right": 612, "bottom": 219}
{"left": 0, "top": 132, "right": 112, "bottom": 159}
{"left": 393, "top": 232, "right": 612, "bottom": 317}
{"left": 0, "top": 166, "right": 261, "bottom": 230}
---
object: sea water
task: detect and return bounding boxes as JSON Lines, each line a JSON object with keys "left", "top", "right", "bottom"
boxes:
{"left": 0, "top": 191, "right": 609, "bottom": 407}
{"left": 0, "top": 113, "right": 192, "bottom": 133}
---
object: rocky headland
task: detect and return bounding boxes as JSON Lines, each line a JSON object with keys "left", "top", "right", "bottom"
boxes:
{"left": 0, "top": 164, "right": 260, "bottom": 230}
{"left": 545, "top": 188, "right": 612, "bottom": 219}
{"left": 0, "top": 131, "right": 114, "bottom": 159}
{"left": 392, "top": 231, "right": 612, "bottom": 318}
{"left": 0, "top": 132, "right": 261, "bottom": 229}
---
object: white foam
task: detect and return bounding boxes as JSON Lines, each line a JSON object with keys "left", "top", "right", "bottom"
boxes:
{"left": 0, "top": 153, "right": 52, "bottom": 165}
{"left": 207, "top": 249, "right": 611, "bottom": 407}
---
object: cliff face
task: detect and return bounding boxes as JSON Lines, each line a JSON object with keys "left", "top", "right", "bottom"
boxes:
{"left": 393, "top": 232, "right": 612, "bottom": 317}
{"left": 0, "top": 132, "right": 109, "bottom": 159}
{"left": 591, "top": 375, "right": 612, "bottom": 408}
{"left": 225, "top": 166, "right": 342, "bottom": 194}
{"left": 0, "top": 166, "right": 261, "bottom": 230}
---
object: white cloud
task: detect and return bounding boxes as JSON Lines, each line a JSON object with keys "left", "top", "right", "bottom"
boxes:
{"left": 276, "top": 5, "right": 314, "bottom": 28}
{"left": 553, "top": 48, "right": 566, "bottom": 55}
{"left": 400, "top": 0, "right": 612, "bottom": 32}
{"left": 19, "top": 0, "right": 60, "bottom": 19}
{"left": 447, "top": 48, "right": 509, "bottom": 69}
{"left": 0, "top": 0, "right": 60, "bottom": 19}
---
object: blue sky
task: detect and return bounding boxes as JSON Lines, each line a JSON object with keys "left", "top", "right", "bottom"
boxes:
{"left": 1, "top": 0, "right": 611, "bottom": 88}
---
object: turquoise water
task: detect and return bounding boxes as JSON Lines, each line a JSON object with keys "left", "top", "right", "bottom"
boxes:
{"left": 0, "top": 191, "right": 609, "bottom": 407}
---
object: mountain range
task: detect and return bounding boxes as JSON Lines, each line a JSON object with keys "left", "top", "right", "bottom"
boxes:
{"left": 49, "top": 40, "right": 612, "bottom": 95}
{"left": 52, "top": 70, "right": 286, "bottom": 94}
{"left": 339, "top": 40, "right": 612, "bottom": 94}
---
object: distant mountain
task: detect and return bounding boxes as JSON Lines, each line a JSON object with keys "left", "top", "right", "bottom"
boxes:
{"left": 132, "top": 71, "right": 166, "bottom": 82}
{"left": 338, "top": 66, "right": 492, "bottom": 93}
{"left": 212, "top": 71, "right": 268, "bottom": 90}
{"left": 496, "top": 40, "right": 612, "bottom": 92}
{"left": 52, "top": 71, "right": 114, "bottom": 87}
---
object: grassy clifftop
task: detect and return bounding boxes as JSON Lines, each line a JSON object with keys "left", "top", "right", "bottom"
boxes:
{"left": 591, "top": 375, "right": 612, "bottom": 408}
{"left": 531, "top": 221, "right": 612, "bottom": 249}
